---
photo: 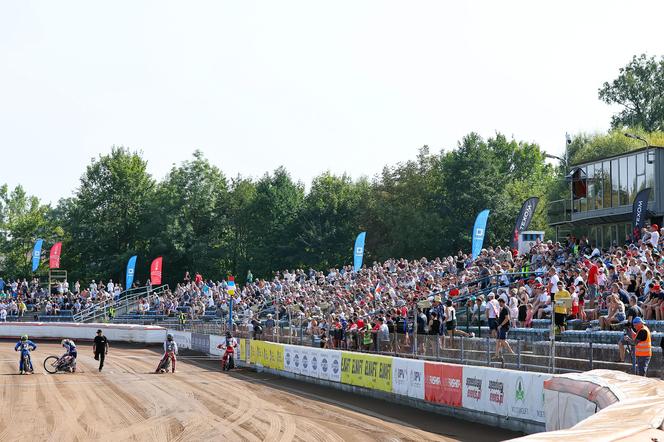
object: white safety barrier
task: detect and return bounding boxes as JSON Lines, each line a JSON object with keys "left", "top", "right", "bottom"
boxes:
{"left": 0, "top": 322, "right": 166, "bottom": 343}
{"left": 168, "top": 330, "right": 192, "bottom": 349}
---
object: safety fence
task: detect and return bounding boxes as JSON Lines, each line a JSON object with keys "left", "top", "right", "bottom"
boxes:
{"left": 168, "top": 328, "right": 549, "bottom": 430}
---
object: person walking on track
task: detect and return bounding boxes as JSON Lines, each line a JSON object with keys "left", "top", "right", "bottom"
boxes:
{"left": 93, "top": 329, "right": 109, "bottom": 372}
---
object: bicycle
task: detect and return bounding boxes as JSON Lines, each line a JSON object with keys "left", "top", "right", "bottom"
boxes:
{"left": 43, "top": 355, "right": 75, "bottom": 374}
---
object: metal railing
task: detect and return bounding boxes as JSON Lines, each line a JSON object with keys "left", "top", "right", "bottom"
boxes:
{"left": 72, "top": 284, "right": 170, "bottom": 323}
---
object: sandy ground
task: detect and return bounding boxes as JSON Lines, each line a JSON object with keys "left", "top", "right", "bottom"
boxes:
{"left": 0, "top": 341, "right": 521, "bottom": 442}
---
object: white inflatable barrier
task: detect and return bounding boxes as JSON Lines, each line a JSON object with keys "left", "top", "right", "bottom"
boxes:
{"left": 0, "top": 322, "right": 166, "bottom": 343}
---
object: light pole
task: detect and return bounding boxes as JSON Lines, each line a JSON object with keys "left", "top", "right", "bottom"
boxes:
{"left": 624, "top": 132, "right": 648, "bottom": 147}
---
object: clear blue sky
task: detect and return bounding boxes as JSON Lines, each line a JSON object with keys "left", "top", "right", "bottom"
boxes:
{"left": 1, "top": 1, "right": 663, "bottom": 203}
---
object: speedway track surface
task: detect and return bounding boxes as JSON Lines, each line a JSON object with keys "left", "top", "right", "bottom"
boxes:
{"left": 0, "top": 342, "right": 519, "bottom": 441}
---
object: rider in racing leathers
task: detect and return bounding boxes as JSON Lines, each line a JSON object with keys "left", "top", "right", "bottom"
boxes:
{"left": 61, "top": 339, "right": 78, "bottom": 372}
{"left": 217, "top": 331, "right": 238, "bottom": 370}
{"left": 158, "top": 333, "right": 178, "bottom": 373}
{"left": 15, "top": 335, "right": 37, "bottom": 374}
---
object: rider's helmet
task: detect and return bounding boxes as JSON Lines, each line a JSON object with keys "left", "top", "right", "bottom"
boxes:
{"left": 167, "top": 333, "right": 173, "bottom": 341}
{"left": 226, "top": 331, "right": 232, "bottom": 339}
{"left": 20, "top": 335, "right": 28, "bottom": 342}
{"left": 61, "top": 339, "right": 69, "bottom": 347}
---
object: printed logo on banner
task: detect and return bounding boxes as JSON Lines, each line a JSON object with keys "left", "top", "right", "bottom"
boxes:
{"left": 332, "top": 358, "right": 339, "bottom": 375}
{"left": 285, "top": 349, "right": 292, "bottom": 369}
{"left": 311, "top": 354, "right": 318, "bottom": 372}
{"left": 302, "top": 353, "right": 309, "bottom": 371}
{"left": 465, "top": 376, "right": 483, "bottom": 401}
{"left": 515, "top": 376, "right": 525, "bottom": 402}
{"left": 294, "top": 353, "right": 300, "bottom": 370}
{"left": 442, "top": 364, "right": 463, "bottom": 407}
{"left": 489, "top": 379, "right": 505, "bottom": 408}
{"left": 321, "top": 356, "right": 328, "bottom": 374}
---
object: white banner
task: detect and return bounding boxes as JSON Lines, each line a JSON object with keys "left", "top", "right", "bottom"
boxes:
{"left": 462, "top": 365, "right": 486, "bottom": 411}
{"left": 284, "top": 345, "right": 295, "bottom": 373}
{"left": 319, "top": 349, "right": 341, "bottom": 383}
{"left": 291, "top": 345, "right": 302, "bottom": 375}
{"left": 300, "top": 347, "right": 312, "bottom": 377}
{"left": 209, "top": 335, "right": 225, "bottom": 356}
{"left": 506, "top": 371, "right": 548, "bottom": 423}
{"left": 482, "top": 367, "right": 508, "bottom": 416}
{"left": 391, "top": 357, "right": 425, "bottom": 400}
{"left": 307, "top": 348, "right": 321, "bottom": 379}
{"left": 168, "top": 330, "right": 192, "bottom": 349}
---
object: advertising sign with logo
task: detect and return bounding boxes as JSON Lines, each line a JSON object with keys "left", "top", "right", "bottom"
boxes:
{"left": 340, "top": 352, "right": 392, "bottom": 392}
{"left": 483, "top": 368, "right": 508, "bottom": 415}
{"left": 308, "top": 348, "right": 320, "bottom": 379}
{"left": 301, "top": 347, "right": 310, "bottom": 375}
{"left": 326, "top": 350, "right": 342, "bottom": 383}
{"left": 392, "top": 357, "right": 425, "bottom": 400}
{"left": 168, "top": 330, "right": 191, "bottom": 350}
{"left": 424, "top": 362, "right": 444, "bottom": 403}
{"left": 441, "top": 364, "right": 463, "bottom": 407}
{"left": 506, "top": 371, "right": 548, "bottom": 423}
{"left": 283, "top": 345, "right": 294, "bottom": 373}
{"left": 462, "top": 366, "right": 485, "bottom": 411}
{"left": 250, "top": 340, "right": 284, "bottom": 370}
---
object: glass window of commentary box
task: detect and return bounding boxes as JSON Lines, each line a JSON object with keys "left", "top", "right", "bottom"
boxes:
{"left": 595, "top": 162, "right": 603, "bottom": 210}
{"left": 603, "top": 161, "right": 611, "bottom": 208}
{"left": 588, "top": 164, "right": 592, "bottom": 211}
{"left": 619, "top": 156, "right": 629, "bottom": 206}
{"left": 611, "top": 159, "right": 620, "bottom": 207}
{"left": 646, "top": 152, "right": 655, "bottom": 200}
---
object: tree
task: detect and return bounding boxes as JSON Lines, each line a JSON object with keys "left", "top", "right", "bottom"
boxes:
{"left": 0, "top": 185, "right": 57, "bottom": 278}
{"left": 59, "top": 147, "right": 155, "bottom": 283}
{"left": 599, "top": 54, "right": 664, "bottom": 131}
{"left": 150, "top": 150, "right": 231, "bottom": 284}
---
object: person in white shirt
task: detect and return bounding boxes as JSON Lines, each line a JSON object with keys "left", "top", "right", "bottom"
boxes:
{"left": 486, "top": 293, "right": 500, "bottom": 338}
{"left": 649, "top": 224, "right": 660, "bottom": 248}
{"left": 107, "top": 280, "right": 114, "bottom": 293}
{"left": 0, "top": 308, "right": 6, "bottom": 322}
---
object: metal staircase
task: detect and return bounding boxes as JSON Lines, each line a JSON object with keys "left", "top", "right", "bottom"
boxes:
{"left": 72, "top": 284, "right": 170, "bottom": 323}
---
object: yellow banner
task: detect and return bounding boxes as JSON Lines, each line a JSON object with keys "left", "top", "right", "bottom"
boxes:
{"left": 249, "top": 340, "right": 285, "bottom": 370}
{"left": 341, "top": 352, "right": 392, "bottom": 392}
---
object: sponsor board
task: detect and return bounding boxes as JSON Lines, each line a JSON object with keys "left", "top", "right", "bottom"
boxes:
{"left": 424, "top": 362, "right": 444, "bottom": 403}
{"left": 390, "top": 357, "right": 424, "bottom": 400}
{"left": 483, "top": 367, "right": 507, "bottom": 415}
{"left": 168, "top": 330, "right": 191, "bottom": 349}
{"left": 340, "top": 352, "right": 392, "bottom": 392}
{"left": 462, "top": 366, "right": 485, "bottom": 411}
{"left": 441, "top": 364, "right": 463, "bottom": 407}
{"left": 321, "top": 350, "right": 341, "bottom": 383}
{"left": 249, "top": 340, "right": 284, "bottom": 370}
{"left": 506, "top": 371, "right": 548, "bottom": 423}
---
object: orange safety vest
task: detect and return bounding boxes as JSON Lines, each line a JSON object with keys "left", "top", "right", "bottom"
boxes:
{"left": 635, "top": 325, "right": 652, "bottom": 357}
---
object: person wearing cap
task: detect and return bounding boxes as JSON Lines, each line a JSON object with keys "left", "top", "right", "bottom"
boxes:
{"left": 616, "top": 295, "right": 643, "bottom": 363}
{"left": 93, "top": 329, "right": 109, "bottom": 372}
{"left": 628, "top": 316, "right": 651, "bottom": 376}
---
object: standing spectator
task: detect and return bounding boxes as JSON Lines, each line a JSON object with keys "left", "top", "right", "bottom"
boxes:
{"left": 486, "top": 293, "right": 499, "bottom": 338}
{"left": 0, "top": 308, "right": 6, "bottom": 322}
{"left": 93, "top": 329, "right": 109, "bottom": 372}
{"left": 587, "top": 258, "right": 599, "bottom": 308}
{"left": 494, "top": 297, "right": 514, "bottom": 359}
{"left": 628, "top": 317, "right": 651, "bottom": 376}
{"left": 649, "top": 224, "right": 660, "bottom": 249}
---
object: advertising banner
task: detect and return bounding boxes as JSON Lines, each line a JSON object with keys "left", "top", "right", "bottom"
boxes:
{"left": 301, "top": 346, "right": 311, "bottom": 376}
{"left": 249, "top": 340, "right": 285, "bottom": 370}
{"left": 308, "top": 348, "right": 320, "bottom": 379}
{"left": 340, "top": 352, "right": 392, "bottom": 392}
{"left": 441, "top": 364, "right": 463, "bottom": 407}
{"left": 319, "top": 350, "right": 341, "bottom": 383}
{"left": 353, "top": 232, "right": 366, "bottom": 272}
{"left": 191, "top": 333, "right": 210, "bottom": 353}
{"left": 424, "top": 362, "right": 444, "bottom": 403}
{"left": 292, "top": 345, "right": 302, "bottom": 375}
{"left": 126, "top": 255, "right": 137, "bottom": 289}
{"left": 462, "top": 365, "right": 485, "bottom": 411}
{"left": 506, "top": 371, "right": 548, "bottom": 423}
{"left": 392, "top": 357, "right": 425, "bottom": 400}
{"left": 471, "top": 210, "right": 490, "bottom": 260}
{"left": 632, "top": 187, "right": 652, "bottom": 240}
{"left": 483, "top": 367, "right": 508, "bottom": 415}
{"left": 511, "top": 197, "right": 539, "bottom": 249}
{"left": 150, "top": 257, "right": 163, "bottom": 286}
{"left": 284, "top": 345, "right": 295, "bottom": 373}
{"left": 168, "top": 330, "right": 192, "bottom": 349}
{"left": 31, "top": 239, "right": 43, "bottom": 272}
{"left": 49, "top": 242, "right": 62, "bottom": 269}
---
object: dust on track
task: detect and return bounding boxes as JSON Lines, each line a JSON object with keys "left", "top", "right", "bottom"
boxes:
{"left": 0, "top": 341, "right": 522, "bottom": 441}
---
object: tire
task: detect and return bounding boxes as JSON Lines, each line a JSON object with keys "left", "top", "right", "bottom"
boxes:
{"left": 23, "top": 354, "right": 32, "bottom": 373}
{"left": 43, "top": 356, "right": 60, "bottom": 374}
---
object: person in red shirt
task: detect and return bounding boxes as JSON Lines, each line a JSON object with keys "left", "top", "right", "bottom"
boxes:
{"left": 587, "top": 258, "right": 599, "bottom": 309}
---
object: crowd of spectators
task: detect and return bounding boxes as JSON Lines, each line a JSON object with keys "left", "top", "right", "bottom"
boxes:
{"left": 0, "top": 277, "right": 124, "bottom": 320}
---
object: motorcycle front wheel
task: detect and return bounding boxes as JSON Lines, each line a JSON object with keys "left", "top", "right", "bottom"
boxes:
{"left": 43, "top": 356, "right": 60, "bottom": 374}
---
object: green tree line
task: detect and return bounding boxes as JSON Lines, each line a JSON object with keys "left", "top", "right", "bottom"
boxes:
{"left": 1, "top": 52, "right": 662, "bottom": 285}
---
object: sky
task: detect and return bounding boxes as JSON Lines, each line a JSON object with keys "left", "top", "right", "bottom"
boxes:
{"left": 1, "top": 0, "right": 664, "bottom": 204}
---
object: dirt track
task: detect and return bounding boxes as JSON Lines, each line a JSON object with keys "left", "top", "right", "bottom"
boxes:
{"left": 0, "top": 341, "right": 520, "bottom": 441}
